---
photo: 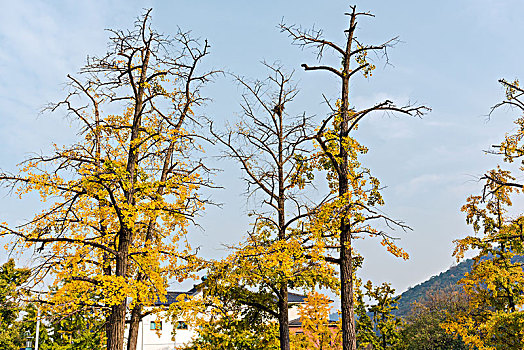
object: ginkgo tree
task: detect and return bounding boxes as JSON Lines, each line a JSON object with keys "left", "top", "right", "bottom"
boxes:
{"left": 191, "top": 65, "right": 337, "bottom": 350}
{"left": 0, "top": 10, "right": 214, "bottom": 350}
{"left": 444, "top": 175, "right": 524, "bottom": 349}
{"left": 291, "top": 291, "right": 342, "bottom": 350}
{"left": 444, "top": 79, "right": 524, "bottom": 349}
{"left": 281, "top": 6, "right": 429, "bottom": 350}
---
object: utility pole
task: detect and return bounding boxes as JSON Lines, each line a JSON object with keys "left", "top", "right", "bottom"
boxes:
{"left": 34, "top": 308, "right": 40, "bottom": 350}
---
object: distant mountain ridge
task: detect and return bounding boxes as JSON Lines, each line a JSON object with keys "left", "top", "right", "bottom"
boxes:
{"left": 327, "top": 255, "right": 523, "bottom": 321}
{"left": 328, "top": 259, "right": 474, "bottom": 322}
{"left": 395, "top": 255, "right": 524, "bottom": 318}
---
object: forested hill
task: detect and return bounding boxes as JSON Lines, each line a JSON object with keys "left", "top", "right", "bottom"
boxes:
{"left": 395, "top": 255, "right": 524, "bottom": 318}
{"left": 329, "top": 259, "right": 473, "bottom": 322}
{"left": 394, "top": 259, "right": 473, "bottom": 317}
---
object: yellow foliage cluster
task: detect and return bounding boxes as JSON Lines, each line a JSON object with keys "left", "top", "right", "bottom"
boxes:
{"left": 291, "top": 291, "right": 342, "bottom": 350}
{"left": 444, "top": 107, "right": 524, "bottom": 348}
{"left": 310, "top": 102, "right": 408, "bottom": 261}
{"left": 0, "top": 27, "right": 209, "bottom": 334}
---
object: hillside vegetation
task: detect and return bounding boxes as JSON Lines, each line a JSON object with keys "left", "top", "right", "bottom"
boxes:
{"left": 396, "top": 255, "right": 524, "bottom": 318}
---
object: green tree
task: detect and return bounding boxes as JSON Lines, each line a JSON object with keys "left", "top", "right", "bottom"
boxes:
{"left": 15, "top": 301, "right": 104, "bottom": 350}
{"left": 42, "top": 311, "right": 104, "bottom": 350}
{"left": 400, "top": 289, "right": 468, "bottom": 350}
{"left": 0, "top": 259, "right": 30, "bottom": 350}
{"left": 355, "top": 279, "right": 402, "bottom": 350}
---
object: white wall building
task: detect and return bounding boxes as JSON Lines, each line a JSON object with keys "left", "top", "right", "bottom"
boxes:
{"left": 126, "top": 286, "right": 200, "bottom": 350}
{"left": 127, "top": 286, "right": 307, "bottom": 350}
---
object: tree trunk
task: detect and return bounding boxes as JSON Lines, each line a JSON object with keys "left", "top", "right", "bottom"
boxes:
{"left": 119, "top": 41, "right": 150, "bottom": 350}
{"left": 108, "top": 227, "right": 132, "bottom": 350}
{"left": 127, "top": 304, "right": 142, "bottom": 350}
{"left": 340, "top": 228, "right": 356, "bottom": 350}
{"left": 278, "top": 286, "right": 290, "bottom": 350}
{"left": 127, "top": 141, "right": 177, "bottom": 350}
{"left": 340, "top": 9, "right": 357, "bottom": 350}
{"left": 107, "top": 301, "right": 127, "bottom": 350}
{"left": 276, "top": 106, "right": 291, "bottom": 350}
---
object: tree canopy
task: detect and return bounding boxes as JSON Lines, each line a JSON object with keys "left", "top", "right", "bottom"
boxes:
{"left": 0, "top": 10, "right": 214, "bottom": 350}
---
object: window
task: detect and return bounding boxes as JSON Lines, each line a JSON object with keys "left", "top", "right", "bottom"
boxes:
{"left": 150, "top": 321, "right": 162, "bottom": 330}
{"left": 176, "top": 321, "right": 188, "bottom": 330}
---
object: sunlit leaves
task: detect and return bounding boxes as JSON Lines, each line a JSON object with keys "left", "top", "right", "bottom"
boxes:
{"left": 446, "top": 81, "right": 524, "bottom": 347}
{"left": 354, "top": 45, "right": 376, "bottom": 79}
{"left": 0, "top": 14, "right": 210, "bottom": 349}
{"left": 291, "top": 291, "right": 342, "bottom": 350}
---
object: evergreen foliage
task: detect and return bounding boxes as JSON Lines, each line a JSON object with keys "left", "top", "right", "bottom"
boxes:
{"left": 0, "top": 259, "right": 30, "bottom": 350}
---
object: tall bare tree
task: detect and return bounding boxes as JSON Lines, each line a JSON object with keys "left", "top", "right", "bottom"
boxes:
{"left": 209, "top": 65, "right": 335, "bottom": 350}
{"left": 281, "top": 6, "right": 429, "bottom": 350}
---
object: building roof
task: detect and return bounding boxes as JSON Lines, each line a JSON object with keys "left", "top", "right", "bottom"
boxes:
{"left": 289, "top": 318, "right": 303, "bottom": 326}
{"left": 288, "top": 292, "right": 308, "bottom": 303}
{"left": 154, "top": 285, "right": 201, "bottom": 306}
{"left": 288, "top": 317, "right": 339, "bottom": 328}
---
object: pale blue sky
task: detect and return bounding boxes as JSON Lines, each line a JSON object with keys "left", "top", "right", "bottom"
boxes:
{"left": 1, "top": 0, "right": 524, "bottom": 296}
